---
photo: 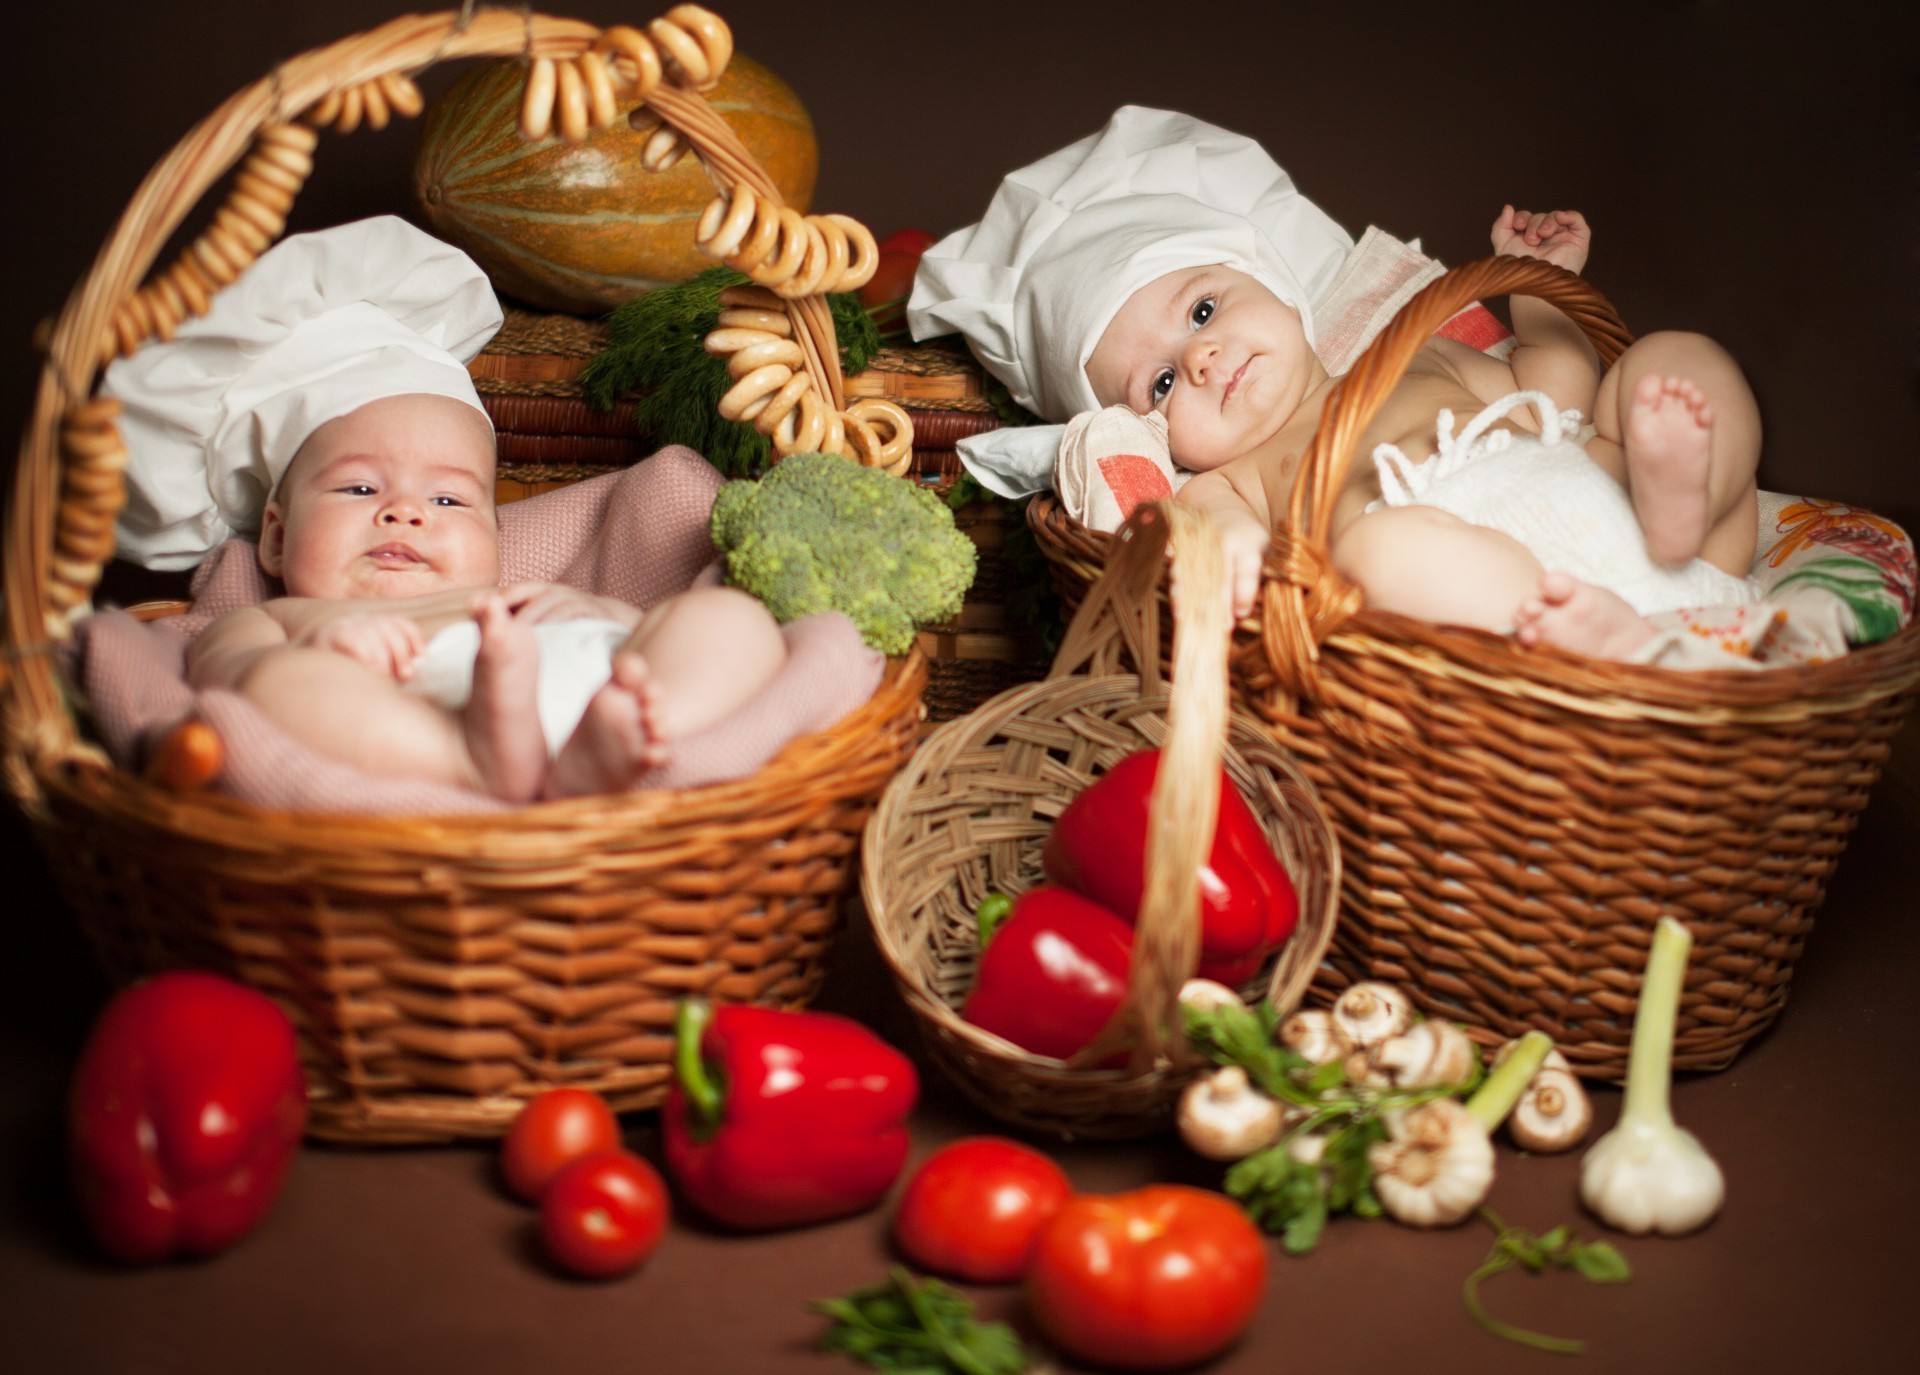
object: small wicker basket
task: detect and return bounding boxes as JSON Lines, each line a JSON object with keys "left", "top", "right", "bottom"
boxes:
{"left": 862, "top": 502, "right": 1340, "bottom": 1139}
{"left": 1031, "top": 256, "right": 1920, "bottom": 1080}
{"left": 2, "top": 6, "right": 931, "bottom": 1143}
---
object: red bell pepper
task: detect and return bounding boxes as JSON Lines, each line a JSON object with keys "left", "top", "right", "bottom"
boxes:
{"left": 68, "top": 970, "right": 307, "bottom": 1264}
{"left": 962, "top": 887, "right": 1133, "bottom": 1062}
{"left": 662, "top": 998, "right": 918, "bottom": 1231}
{"left": 1042, "top": 748, "right": 1299, "bottom": 988}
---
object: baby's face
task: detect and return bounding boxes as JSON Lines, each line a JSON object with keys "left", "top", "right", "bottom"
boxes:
{"left": 260, "top": 393, "right": 500, "bottom": 600}
{"left": 1086, "top": 265, "right": 1319, "bottom": 472}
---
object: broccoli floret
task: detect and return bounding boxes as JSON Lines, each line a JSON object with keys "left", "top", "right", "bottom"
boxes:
{"left": 710, "top": 453, "right": 978, "bottom": 655}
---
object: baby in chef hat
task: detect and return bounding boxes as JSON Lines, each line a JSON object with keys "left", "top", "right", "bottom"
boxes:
{"left": 910, "top": 107, "right": 1766, "bottom": 660}
{"left": 104, "top": 216, "right": 787, "bottom": 801}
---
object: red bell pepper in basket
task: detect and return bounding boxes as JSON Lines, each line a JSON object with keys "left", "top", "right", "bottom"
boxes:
{"left": 963, "top": 888, "right": 1133, "bottom": 1062}
{"left": 1043, "top": 748, "right": 1299, "bottom": 987}
{"left": 662, "top": 998, "right": 918, "bottom": 1231}
{"left": 68, "top": 970, "right": 307, "bottom": 1264}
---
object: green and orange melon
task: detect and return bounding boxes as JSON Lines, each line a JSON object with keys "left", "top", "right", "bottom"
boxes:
{"left": 412, "top": 56, "right": 818, "bottom": 314}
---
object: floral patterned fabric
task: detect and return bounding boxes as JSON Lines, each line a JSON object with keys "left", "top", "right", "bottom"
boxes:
{"left": 1634, "top": 492, "right": 1915, "bottom": 669}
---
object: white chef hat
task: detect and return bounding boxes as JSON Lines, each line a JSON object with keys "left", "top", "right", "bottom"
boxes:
{"left": 907, "top": 105, "right": 1354, "bottom": 423}
{"left": 102, "top": 215, "right": 503, "bottom": 570}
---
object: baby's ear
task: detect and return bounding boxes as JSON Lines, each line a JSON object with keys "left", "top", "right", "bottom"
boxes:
{"left": 256, "top": 502, "right": 286, "bottom": 577}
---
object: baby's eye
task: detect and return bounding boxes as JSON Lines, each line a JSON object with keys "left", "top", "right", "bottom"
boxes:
{"left": 1149, "top": 368, "right": 1177, "bottom": 405}
{"left": 1189, "top": 296, "right": 1216, "bottom": 329}
{"left": 432, "top": 495, "right": 466, "bottom": 508}
{"left": 341, "top": 483, "right": 376, "bottom": 496}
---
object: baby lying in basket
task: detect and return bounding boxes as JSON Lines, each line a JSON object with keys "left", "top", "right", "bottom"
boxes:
{"left": 912, "top": 107, "right": 1912, "bottom": 665}
{"left": 97, "top": 217, "right": 863, "bottom": 805}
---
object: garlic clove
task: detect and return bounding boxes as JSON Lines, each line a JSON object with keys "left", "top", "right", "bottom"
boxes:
{"left": 1368, "top": 1098, "right": 1494, "bottom": 1228}
{"left": 1177, "top": 1065, "right": 1285, "bottom": 1162}
{"left": 1509, "top": 1065, "right": 1593, "bottom": 1153}
{"left": 1331, "top": 981, "right": 1415, "bottom": 1048}
{"left": 1280, "top": 1008, "right": 1353, "bottom": 1066}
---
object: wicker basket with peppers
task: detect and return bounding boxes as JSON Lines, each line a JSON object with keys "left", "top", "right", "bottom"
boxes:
{"left": 861, "top": 502, "right": 1340, "bottom": 1139}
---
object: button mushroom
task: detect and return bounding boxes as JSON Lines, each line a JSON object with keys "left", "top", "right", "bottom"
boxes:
{"left": 1278, "top": 1008, "right": 1352, "bottom": 1066}
{"left": 1330, "top": 982, "right": 1415, "bottom": 1049}
{"left": 1355, "top": 1018, "right": 1480, "bottom": 1090}
{"left": 1492, "top": 1041, "right": 1593, "bottom": 1154}
{"left": 1178, "top": 1065, "right": 1286, "bottom": 1161}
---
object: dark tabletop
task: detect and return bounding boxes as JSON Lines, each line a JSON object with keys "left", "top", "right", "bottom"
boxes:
{"left": 4, "top": 2, "right": 1917, "bottom": 1372}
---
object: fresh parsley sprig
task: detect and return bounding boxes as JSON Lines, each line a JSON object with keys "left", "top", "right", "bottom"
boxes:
{"left": 1464, "top": 1210, "right": 1632, "bottom": 1355}
{"left": 815, "top": 1266, "right": 1029, "bottom": 1375}
{"left": 1183, "top": 999, "right": 1476, "bottom": 1253}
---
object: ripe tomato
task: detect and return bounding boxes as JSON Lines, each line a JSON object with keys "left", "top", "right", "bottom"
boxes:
{"left": 539, "top": 1149, "right": 670, "bottom": 1279}
{"left": 857, "top": 226, "right": 938, "bottom": 329}
{"left": 500, "top": 1088, "right": 622, "bottom": 1202}
{"left": 1025, "top": 1185, "right": 1268, "bottom": 1370}
{"left": 892, "top": 1137, "right": 1073, "bottom": 1283}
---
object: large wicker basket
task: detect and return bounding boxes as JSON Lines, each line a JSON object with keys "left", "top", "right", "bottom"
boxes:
{"left": 1, "top": 6, "right": 931, "bottom": 1143}
{"left": 1032, "top": 256, "right": 1920, "bottom": 1081}
{"left": 862, "top": 502, "right": 1340, "bottom": 1139}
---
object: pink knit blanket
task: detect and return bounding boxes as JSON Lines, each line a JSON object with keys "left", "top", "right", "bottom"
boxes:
{"left": 69, "top": 447, "right": 884, "bottom": 813}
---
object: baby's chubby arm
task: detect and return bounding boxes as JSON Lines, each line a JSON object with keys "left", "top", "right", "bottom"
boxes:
{"left": 186, "top": 596, "right": 444, "bottom": 690}
{"left": 1490, "top": 206, "right": 1601, "bottom": 413}
{"left": 1175, "top": 470, "right": 1271, "bottom": 621}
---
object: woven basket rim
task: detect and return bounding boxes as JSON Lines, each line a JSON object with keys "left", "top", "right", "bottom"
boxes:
{"left": 1029, "top": 493, "right": 1920, "bottom": 720}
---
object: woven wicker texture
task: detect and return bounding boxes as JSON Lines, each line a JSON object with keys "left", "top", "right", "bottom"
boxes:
{"left": 3, "top": 6, "right": 932, "bottom": 1143}
{"left": 863, "top": 503, "right": 1339, "bottom": 1138}
{"left": 1030, "top": 256, "right": 1920, "bottom": 1080}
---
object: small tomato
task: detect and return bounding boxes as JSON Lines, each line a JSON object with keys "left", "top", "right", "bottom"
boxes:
{"left": 892, "top": 1137, "right": 1073, "bottom": 1283}
{"left": 1026, "top": 1184, "right": 1268, "bottom": 1371}
{"left": 539, "top": 1149, "right": 670, "bottom": 1279}
{"left": 857, "top": 226, "right": 938, "bottom": 329}
{"left": 501, "top": 1088, "right": 621, "bottom": 1203}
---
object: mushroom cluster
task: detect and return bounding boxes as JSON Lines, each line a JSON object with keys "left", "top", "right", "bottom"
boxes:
{"left": 1177, "top": 980, "right": 1597, "bottom": 1236}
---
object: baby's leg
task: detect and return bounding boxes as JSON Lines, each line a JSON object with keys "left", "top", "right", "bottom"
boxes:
{"left": 546, "top": 586, "right": 788, "bottom": 798}
{"left": 463, "top": 596, "right": 548, "bottom": 803}
{"left": 1585, "top": 331, "right": 1761, "bottom": 576}
{"left": 1334, "top": 504, "right": 1655, "bottom": 659}
{"left": 235, "top": 646, "right": 488, "bottom": 789}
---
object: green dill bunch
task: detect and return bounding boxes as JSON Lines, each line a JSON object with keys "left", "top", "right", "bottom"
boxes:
{"left": 710, "top": 453, "right": 978, "bottom": 655}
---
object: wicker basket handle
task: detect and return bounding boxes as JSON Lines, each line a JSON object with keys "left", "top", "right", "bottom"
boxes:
{"left": 10, "top": 4, "right": 909, "bottom": 678}
{"left": 1048, "top": 502, "right": 1232, "bottom": 1073}
{"left": 1260, "top": 256, "right": 1633, "bottom": 693}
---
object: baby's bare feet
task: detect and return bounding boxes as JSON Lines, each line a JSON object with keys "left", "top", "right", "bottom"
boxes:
{"left": 1624, "top": 373, "right": 1715, "bottom": 565}
{"left": 1514, "top": 571, "right": 1656, "bottom": 661}
{"left": 544, "top": 650, "right": 671, "bottom": 799}
{"left": 466, "top": 596, "right": 547, "bottom": 802}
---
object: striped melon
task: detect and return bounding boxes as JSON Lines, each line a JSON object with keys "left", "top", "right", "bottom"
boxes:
{"left": 412, "top": 56, "right": 818, "bottom": 314}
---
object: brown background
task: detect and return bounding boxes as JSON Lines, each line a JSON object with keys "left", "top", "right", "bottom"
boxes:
{"left": 3, "top": 2, "right": 1917, "bottom": 1372}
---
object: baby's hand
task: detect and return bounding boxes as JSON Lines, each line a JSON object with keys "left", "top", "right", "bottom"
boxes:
{"left": 1491, "top": 206, "right": 1590, "bottom": 275}
{"left": 1174, "top": 506, "right": 1269, "bottom": 623}
{"left": 499, "top": 581, "right": 641, "bottom": 628}
{"left": 301, "top": 612, "right": 426, "bottom": 680}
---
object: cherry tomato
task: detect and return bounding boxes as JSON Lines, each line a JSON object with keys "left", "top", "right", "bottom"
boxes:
{"left": 857, "top": 226, "right": 938, "bottom": 329}
{"left": 1025, "top": 1185, "right": 1268, "bottom": 1371}
{"left": 539, "top": 1149, "right": 670, "bottom": 1279}
{"left": 500, "top": 1088, "right": 621, "bottom": 1203}
{"left": 876, "top": 227, "right": 937, "bottom": 258}
{"left": 892, "top": 1137, "right": 1073, "bottom": 1283}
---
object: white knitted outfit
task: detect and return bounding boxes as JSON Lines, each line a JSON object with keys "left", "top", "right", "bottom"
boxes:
{"left": 406, "top": 618, "right": 633, "bottom": 756}
{"left": 1370, "top": 391, "right": 1762, "bottom": 617}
